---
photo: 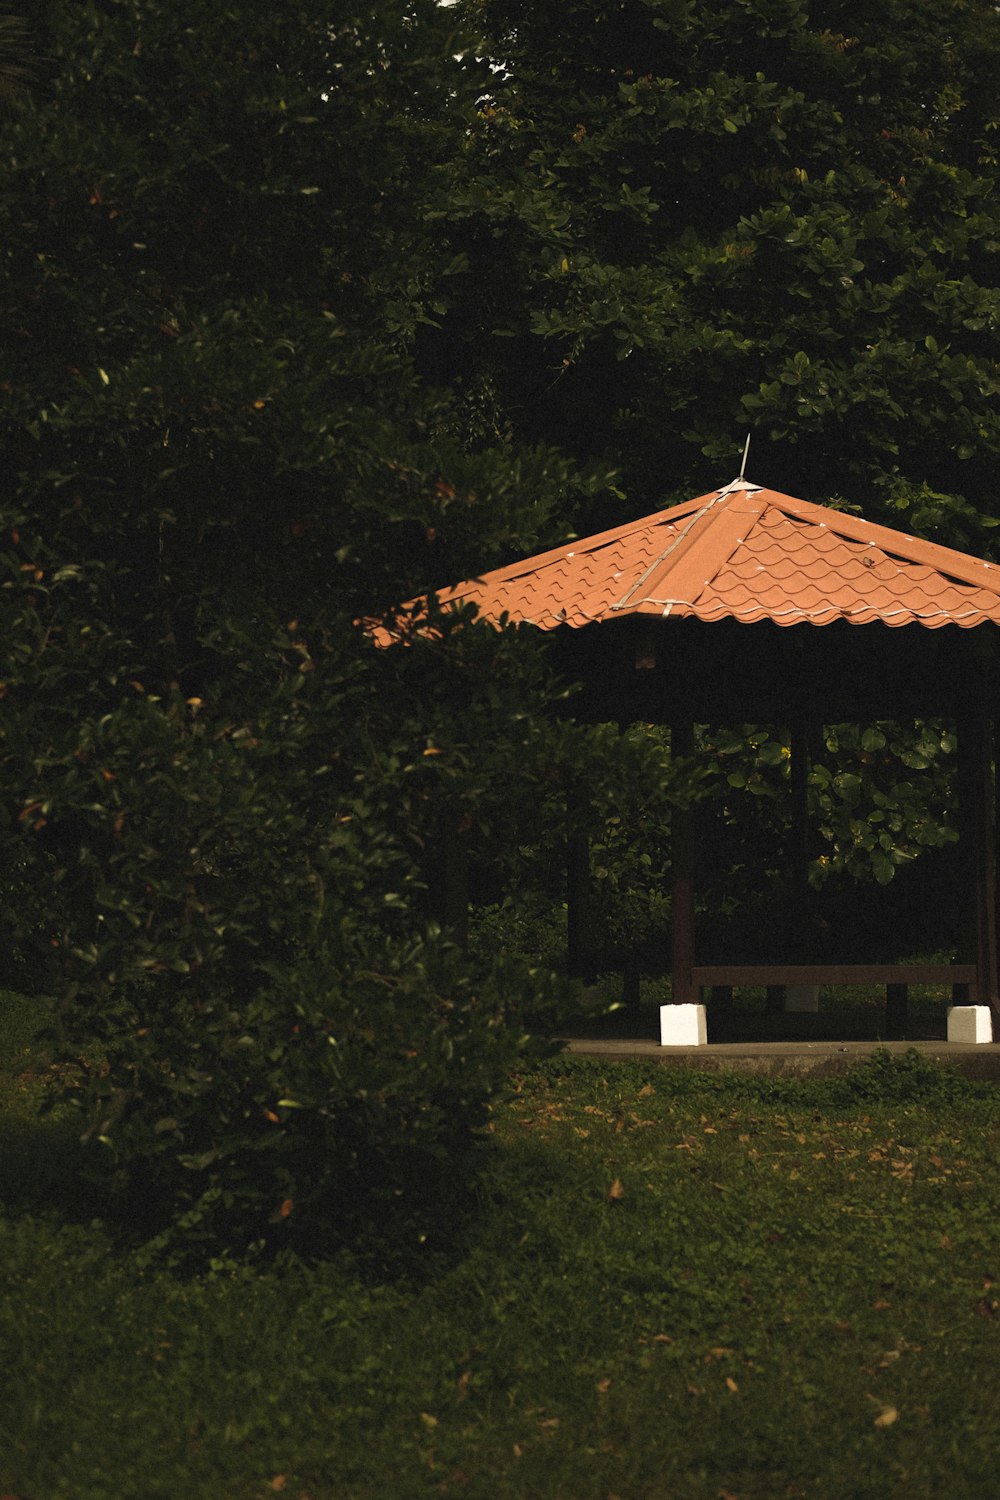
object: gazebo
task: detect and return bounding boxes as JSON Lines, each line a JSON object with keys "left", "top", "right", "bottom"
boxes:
{"left": 397, "top": 475, "right": 1000, "bottom": 1044}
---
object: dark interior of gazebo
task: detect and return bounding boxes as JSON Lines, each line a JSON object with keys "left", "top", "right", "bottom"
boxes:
{"left": 549, "top": 614, "right": 999, "bottom": 1039}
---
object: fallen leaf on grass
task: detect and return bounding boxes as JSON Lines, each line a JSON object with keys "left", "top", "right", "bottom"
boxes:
{"left": 269, "top": 1479, "right": 287, "bottom": 1493}
{"left": 725, "top": 1376, "right": 739, "bottom": 1393}
{"left": 638, "top": 1083, "right": 655, "bottom": 1097}
{"left": 421, "top": 1412, "right": 439, "bottom": 1429}
{"left": 596, "top": 1377, "right": 613, "bottom": 1394}
{"left": 607, "top": 1177, "right": 625, "bottom": 1202}
{"left": 867, "top": 1395, "right": 899, "bottom": 1428}
{"left": 871, "top": 1298, "right": 891, "bottom": 1311}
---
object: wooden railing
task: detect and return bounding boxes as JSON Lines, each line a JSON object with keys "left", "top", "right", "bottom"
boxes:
{"left": 691, "top": 964, "right": 977, "bottom": 989}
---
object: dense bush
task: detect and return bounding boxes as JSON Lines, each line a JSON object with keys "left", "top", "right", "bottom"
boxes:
{"left": 9, "top": 614, "right": 592, "bottom": 1262}
{"left": 0, "top": 0, "right": 608, "bottom": 1263}
{"left": 63, "top": 925, "right": 574, "bottom": 1266}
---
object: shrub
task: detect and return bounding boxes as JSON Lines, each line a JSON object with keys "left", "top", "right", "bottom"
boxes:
{"left": 16, "top": 618, "right": 584, "bottom": 1266}
{"left": 55, "top": 925, "right": 572, "bottom": 1267}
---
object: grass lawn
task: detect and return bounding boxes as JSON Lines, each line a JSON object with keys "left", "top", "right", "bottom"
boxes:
{"left": 3, "top": 991, "right": 1000, "bottom": 1499}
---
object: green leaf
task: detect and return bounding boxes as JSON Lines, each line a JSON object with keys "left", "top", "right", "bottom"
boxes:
{"left": 757, "top": 741, "right": 786, "bottom": 767}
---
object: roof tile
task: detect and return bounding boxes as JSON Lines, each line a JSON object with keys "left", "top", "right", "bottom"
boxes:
{"left": 384, "top": 479, "right": 1000, "bottom": 638}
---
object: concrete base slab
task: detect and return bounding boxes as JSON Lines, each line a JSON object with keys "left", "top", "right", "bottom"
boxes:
{"left": 659, "top": 1003, "right": 707, "bottom": 1046}
{"left": 562, "top": 1035, "right": 1000, "bottom": 1079}
{"left": 947, "top": 1005, "right": 993, "bottom": 1044}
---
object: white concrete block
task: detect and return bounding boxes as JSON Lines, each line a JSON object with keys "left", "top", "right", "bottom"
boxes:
{"left": 660, "top": 1003, "right": 708, "bottom": 1047}
{"left": 785, "top": 984, "right": 820, "bottom": 1014}
{"left": 947, "top": 1005, "right": 993, "bottom": 1044}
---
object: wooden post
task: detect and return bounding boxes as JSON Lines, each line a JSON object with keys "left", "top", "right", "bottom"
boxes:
{"left": 956, "top": 714, "right": 998, "bottom": 1016}
{"left": 972, "top": 715, "right": 997, "bottom": 1014}
{"left": 885, "top": 983, "right": 908, "bottom": 1040}
{"left": 979, "top": 716, "right": 998, "bottom": 1019}
{"left": 618, "top": 718, "right": 642, "bottom": 1010}
{"left": 995, "top": 712, "right": 1000, "bottom": 1016}
{"left": 954, "top": 717, "right": 976, "bottom": 1005}
{"left": 670, "top": 721, "right": 696, "bottom": 1004}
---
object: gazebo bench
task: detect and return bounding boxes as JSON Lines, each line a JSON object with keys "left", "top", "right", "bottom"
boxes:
{"left": 691, "top": 963, "right": 976, "bottom": 988}
{"left": 660, "top": 963, "right": 991, "bottom": 1045}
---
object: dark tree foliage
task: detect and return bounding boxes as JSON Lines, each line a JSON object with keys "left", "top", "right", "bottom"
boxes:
{"left": 434, "top": 0, "right": 1000, "bottom": 544}
{"left": 0, "top": 0, "right": 629, "bottom": 1261}
{"left": 2, "top": 0, "right": 998, "bottom": 1259}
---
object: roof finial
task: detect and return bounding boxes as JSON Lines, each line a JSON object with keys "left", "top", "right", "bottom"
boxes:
{"left": 739, "top": 431, "right": 751, "bottom": 481}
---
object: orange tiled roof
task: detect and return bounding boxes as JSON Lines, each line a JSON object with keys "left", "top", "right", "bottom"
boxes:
{"left": 420, "top": 478, "right": 1000, "bottom": 631}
